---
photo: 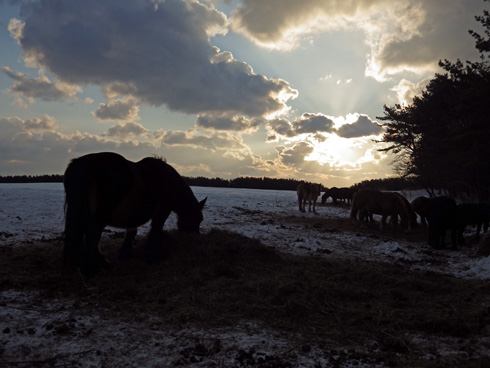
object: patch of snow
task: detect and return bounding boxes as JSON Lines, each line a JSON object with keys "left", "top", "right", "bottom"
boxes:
{"left": 1, "top": 183, "right": 490, "bottom": 366}
{"left": 1, "top": 183, "right": 489, "bottom": 280}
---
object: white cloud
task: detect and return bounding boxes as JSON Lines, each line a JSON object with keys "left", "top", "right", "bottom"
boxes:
{"left": 391, "top": 77, "right": 431, "bottom": 106}
{"left": 93, "top": 98, "right": 141, "bottom": 122}
{"left": 230, "top": 0, "right": 484, "bottom": 80}
{"left": 23, "top": 115, "right": 58, "bottom": 131}
{"left": 103, "top": 122, "right": 149, "bottom": 139}
{"left": 160, "top": 128, "right": 249, "bottom": 152}
{"left": 1, "top": 66, "right": 82, "bottom": 103}
{"left": 196, "top": 113, "right": 261, "bottom": 132}
{"left": 0, "top": 116, "right": 159, "bottom": 174}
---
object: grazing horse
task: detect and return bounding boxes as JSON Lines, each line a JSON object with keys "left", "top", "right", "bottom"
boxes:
{"left": 297, "top": 182, "right": 322, "bottom": 214}
{"left": 322, "top": 187, "right": 357, "bottom": 205}
{"left": 410, "top": 196, "right": 430, "bottom": 227}
{"left": 350, "top": 189, "right": 411, "bottom": 230}
{"left": 426, "top": 196, "right": 458, "bottom": 250}
{"left": 456, "top": 203, "right": 490, "bottom": 245}
{"left": 63, "top": 152, "right": 207, "bottom": 276}
{"left": 393, "top": 192, "right": 418, "bottom": 229}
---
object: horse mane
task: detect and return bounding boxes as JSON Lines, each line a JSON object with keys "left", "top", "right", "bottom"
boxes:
{"left": 151, "top": 155, "right": 167, "bottom": 163}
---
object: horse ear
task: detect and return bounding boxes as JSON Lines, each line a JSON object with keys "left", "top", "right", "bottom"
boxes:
{"left": 199, "top": 197, "right": 207, "bottom": 210}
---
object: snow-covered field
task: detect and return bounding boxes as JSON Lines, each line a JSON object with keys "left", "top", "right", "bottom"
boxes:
{"left": 2, "top": 183, "right": 490, "bottom": 279}
{"left": 1, "top": 183, "right": 490, "bottom": 366}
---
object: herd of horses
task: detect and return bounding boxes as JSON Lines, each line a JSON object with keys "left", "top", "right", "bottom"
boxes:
{"left": 61, "top": 152, "right": 488, "bottom": 277}
{"left": 298, "top": 182, "right": 490, "bottom": 251}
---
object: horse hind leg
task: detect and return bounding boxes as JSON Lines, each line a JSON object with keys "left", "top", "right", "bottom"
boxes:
{"left": 119, "top": 228, "right": 137, "bottom": 260}
{"left": 311, "top": 199, "right": 318, "bottom": 214}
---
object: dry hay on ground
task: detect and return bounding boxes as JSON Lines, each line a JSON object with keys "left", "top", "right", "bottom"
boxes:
{"left": 1, "top": 228, "right": 490, "bottom": 367}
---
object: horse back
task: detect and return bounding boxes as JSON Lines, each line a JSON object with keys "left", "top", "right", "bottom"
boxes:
{"left": 297, "top": 183, "right": 311, "bottom": 200}
{"left": 135, "top": 157, "right": 199, "bottom": 213}
{"left": 64, "top": 152, "right": 149, "bottom": 228}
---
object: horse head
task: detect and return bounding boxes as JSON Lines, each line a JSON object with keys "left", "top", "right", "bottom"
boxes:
{"left": 178, "top": 197, "right": 207, "bottom": 233}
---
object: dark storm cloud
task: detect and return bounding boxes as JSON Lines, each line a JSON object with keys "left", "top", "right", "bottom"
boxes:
{"left": 277, "top": 141, "right": 314, "bottom": 165}
{"left": 14, "top": 0, "right": 296, "bottom": 117}
{"left": 267, "top": 113, "right": 336, "bottom": 138}
{"left": 336, "top": 114, "right": 382, "bottom": 138}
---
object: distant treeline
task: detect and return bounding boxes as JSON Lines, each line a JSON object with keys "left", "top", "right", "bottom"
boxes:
{"left": 0, "top": 174, "right": 63, "bottom": 183}
{"left": 184, "top": 176, "right": 302, "bottom": 191}
{"left": 0, "top": 174, "right": 421, "bottom": 191}
{"left": 353, "top": 177, "right": 421, "bottom": 191}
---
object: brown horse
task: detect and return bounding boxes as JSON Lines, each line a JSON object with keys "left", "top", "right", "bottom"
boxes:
{"left": 63, "top": 152, "right": 207, "bottom": 276}
{"left": 297, "top": 182, "right": 322, "bottom": 214}
{"left": 411, "top": 196, "right": 430, "bottom": 227}
{"left": 393, "top": 192, "right": 418, "bottom": 229}
{"left": 350, "top": 189, "right": 411, "bottom": 230}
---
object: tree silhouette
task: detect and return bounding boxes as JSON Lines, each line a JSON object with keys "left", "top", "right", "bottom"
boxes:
{"left": 376, "top": 1, "right": 490, "bottom": 201}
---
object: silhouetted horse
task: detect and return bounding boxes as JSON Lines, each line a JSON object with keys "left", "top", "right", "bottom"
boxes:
{"left": 410, "top": 196, "right": 430, "bottom": 227}
{"left": 456, "top": 203, "right": 490, "bottom": 245}
{"left": 393, "top": 192, "right": 418, "bottom": 229}
{"left": 426, "top": 196, "right": 458, "bottom": 250}
{"left": 297, "top": 182, "right": 322, "bottom": 214}
{"left": 63, "top": 152, "right": 207, "bottom": 276}
{"left": 350, "top": 189, "right": 411, "bottom": 230}
{"left": 322, "top": 187, "right": 356, "bottom": 205}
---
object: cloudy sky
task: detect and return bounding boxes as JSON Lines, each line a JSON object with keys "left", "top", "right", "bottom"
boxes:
{"left": 0, "top": 0, "right": 486, "bottom": 186}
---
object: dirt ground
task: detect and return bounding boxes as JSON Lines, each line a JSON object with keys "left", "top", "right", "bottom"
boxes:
{"left": 1, "top": 210, "right": 490, "bottom": 367}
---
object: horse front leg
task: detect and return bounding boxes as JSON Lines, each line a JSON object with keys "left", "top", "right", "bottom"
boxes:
{"left": 119, "top": 228, "right": 137, "bottom": 260}
{"left": 380, "top": 214, "right": 388, "bottom": 229}
{"left": 145, "top": 210, "right": 171, "bottom": 263}
{"left": 82, "top": 222, "right": 109, "bottom": 277}
{"left": 299, "top": 198, "right": 305, "bottom": 212}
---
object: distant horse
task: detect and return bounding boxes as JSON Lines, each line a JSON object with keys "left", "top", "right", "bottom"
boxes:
{"left": 322, "top": 187, "right": 340, "bottom": 204}
{"left": 411, "top": 196, "right": 430, "bottom": 227}
{"left": 297, "top": 182, "right": 322, "bottom": 214}
{"left": 456, "top": 203, "right": 490, "bottom": 245}
{"left": 426, "top": 196, "right": 458, "bottom": 250}
{"left": 350, "top": 189, "right": 411, "bottom": 230}
{"left": 63, "top": 152, "right": 207, "bottom": 276}
{"left": 393, "top": 192, "right": 418, "bottom": 229}
{"left": 322, "top": 187, "right": 357, "bottom": 205}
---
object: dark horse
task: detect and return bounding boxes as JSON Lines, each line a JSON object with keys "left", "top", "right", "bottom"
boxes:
{"left": 63, "top": 152, "right": 207, "bottom": 276}
{"left": 456, "top": 203, "right": 490, "bottom": 245}
{"left": 426, "top": 196, "right": 458, "bottom": 250}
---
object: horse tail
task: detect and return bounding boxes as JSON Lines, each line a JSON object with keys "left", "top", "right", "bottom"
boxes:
{"left": 63, "top": 157, "right": 92, "bottom": 266}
